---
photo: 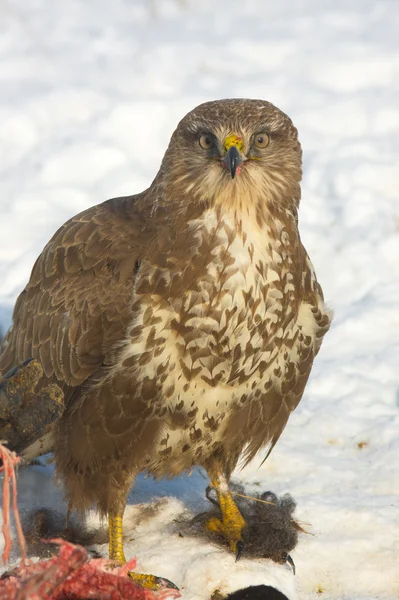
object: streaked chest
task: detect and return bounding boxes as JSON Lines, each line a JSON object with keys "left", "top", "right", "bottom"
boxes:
{"left": 121, "top": 208, "right": 300, "bottom": 392}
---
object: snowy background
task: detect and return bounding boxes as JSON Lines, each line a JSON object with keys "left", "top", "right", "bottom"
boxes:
{"left": 0, "top": 0, "right": 398, "bottom": 598}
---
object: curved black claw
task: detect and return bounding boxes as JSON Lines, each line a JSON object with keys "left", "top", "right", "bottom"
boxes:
{"left": 235, "top": 539, "right": 244, "bottom": 562}
{"left": 157, "top": 577, "right": 180, "bottom": 590}
{"left": 283, "top": 552, "right": 296, "bottom": 575}
{"left": 205, "top": 484, "right": 220, "bottom": 507}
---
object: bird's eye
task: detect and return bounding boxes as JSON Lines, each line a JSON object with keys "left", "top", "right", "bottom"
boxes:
{"left": 199, "top": 134, "right": 213, "bottom": 150}
{"left": 254, "top": 133, "right": 270, "bottom": 149}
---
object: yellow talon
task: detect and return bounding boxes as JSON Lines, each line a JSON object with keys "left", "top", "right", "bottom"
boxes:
{"left": 206, "top": 516, "right": 225, "bottom": 535}
{"left": 127, "top": 572, "right": 178, "bottom": 591}
{"left": 108, "top": 511, "right": 179, "bottom": 590}
{"left": 206, "top": 475, "right": 246, "bottom": 556}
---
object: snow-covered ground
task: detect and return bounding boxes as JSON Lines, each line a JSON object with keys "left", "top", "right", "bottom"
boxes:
{"left": 1, "top": 0, "right": 399, "bottom": 598}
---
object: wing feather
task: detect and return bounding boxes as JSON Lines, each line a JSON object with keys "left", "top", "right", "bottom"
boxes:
{"left": 0, "top": 196, "right": 144, "bottom": 395}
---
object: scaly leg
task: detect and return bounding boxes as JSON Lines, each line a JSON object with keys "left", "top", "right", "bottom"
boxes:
{"left": 108, "top": 510, "right": 178, "bottom": 590}
{"left": 108, "top": 512, "right": 126, "bottom": 563}
{"left": 205, "top": 473, "right": 246, "bottom": 559}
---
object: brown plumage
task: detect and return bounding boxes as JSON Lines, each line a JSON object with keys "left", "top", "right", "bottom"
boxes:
{"left": 0, "top": 99, "right": 331, "bottom": 563}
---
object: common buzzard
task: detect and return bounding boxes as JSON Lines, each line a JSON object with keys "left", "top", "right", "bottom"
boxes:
{"left": 0, "top": 99, "right": 331, "bottom": 586}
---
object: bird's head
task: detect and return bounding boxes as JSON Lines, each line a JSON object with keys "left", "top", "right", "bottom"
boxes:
{"left": 160, "top": 99, "right": 302, "bottom": 218}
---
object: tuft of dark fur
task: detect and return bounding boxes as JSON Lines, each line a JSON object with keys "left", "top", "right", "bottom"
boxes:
{"left": 187, "top": 484, "right": 302, "bottom": 564}
{"left": 21, "top": 500, "right": 167, "bottom": 560}
{"left": 21, "top": 508, "right": 107, "bottom": 559}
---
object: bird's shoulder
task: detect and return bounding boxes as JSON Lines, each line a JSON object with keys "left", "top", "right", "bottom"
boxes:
{"left": 30, "top": 194, "right": 145, "bottom": 286}
{"left": 0, "top": 194, "right": 147, "bottom": 386}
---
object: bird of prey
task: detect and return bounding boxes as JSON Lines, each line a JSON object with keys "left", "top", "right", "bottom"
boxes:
{"left": 0, "top": 99, "right": 331, "bottom": 586}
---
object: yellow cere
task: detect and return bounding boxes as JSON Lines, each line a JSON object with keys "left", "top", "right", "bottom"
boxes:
{"left": 224, "top": 134, "right": 243, "bottom": 152}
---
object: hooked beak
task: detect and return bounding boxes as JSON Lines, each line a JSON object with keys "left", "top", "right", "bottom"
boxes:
{"left": 224, "top": 146, "right": 243, "bottom": 179}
